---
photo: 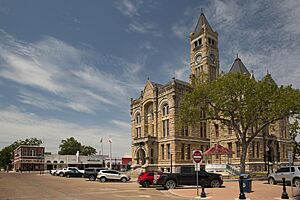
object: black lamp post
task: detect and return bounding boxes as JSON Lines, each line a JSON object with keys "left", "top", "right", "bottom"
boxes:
{"left": 170, "top": 153, "right": 173, "bottom": 174}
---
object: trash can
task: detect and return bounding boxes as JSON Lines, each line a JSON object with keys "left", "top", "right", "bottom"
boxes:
{"left": 240, "top": 174, "right": 252, "bottom": 193}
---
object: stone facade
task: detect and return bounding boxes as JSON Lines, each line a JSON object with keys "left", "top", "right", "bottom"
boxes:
{"left": 130, "top": 13, "right": 291, "bottom": 172}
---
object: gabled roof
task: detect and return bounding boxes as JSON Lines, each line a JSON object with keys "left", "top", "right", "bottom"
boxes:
{"left": 229, "top": 56, "right": 251, "bottom": 76}
{"left": 194, "top": 13, "right": 214, "bottom": 34}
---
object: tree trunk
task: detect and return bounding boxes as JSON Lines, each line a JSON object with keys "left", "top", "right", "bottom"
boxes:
{"left": 240, "top": 143, "right": 249, "bottom": 174}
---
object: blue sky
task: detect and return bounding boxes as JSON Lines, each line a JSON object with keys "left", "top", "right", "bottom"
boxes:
{"left": 0, "top": 0, "right": 299, "bottom": 157}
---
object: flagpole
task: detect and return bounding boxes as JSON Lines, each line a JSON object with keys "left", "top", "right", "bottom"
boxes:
{"left": 101, "top": 140, "right": 104, "bottom": 167}
{"left": 110, "top": 136, "right": 112, "bottom": 169}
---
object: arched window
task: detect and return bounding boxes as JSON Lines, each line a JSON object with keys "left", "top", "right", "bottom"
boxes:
{"left": 136, "top": 113, "right": 141, "bottom": 124}
{"left": 60, "top": 161, "right": 64, "bottom": 164}
{"left": 162, "top": 104, "right": 169, "bottom": 116}
{"left": 161, "top": 103, "right": 169, "bottom": 137}
{"left": 46, "top": 160, "right": 51, "bottom": 163}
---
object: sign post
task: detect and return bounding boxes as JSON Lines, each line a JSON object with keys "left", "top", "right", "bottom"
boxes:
{"left": 192, "top": 150, "right": 203, "bottom": 196}
{"left": 288, "top": 151, "right": 293, "bottom": 198}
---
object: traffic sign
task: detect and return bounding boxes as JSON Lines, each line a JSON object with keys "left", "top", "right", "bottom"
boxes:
{"left": 192, "top": 150, "right": 202, "bottom": 163}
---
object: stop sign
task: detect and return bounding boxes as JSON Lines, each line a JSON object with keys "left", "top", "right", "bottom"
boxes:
{"left": 192, "top": 150, "right": 202, "bottom": 163}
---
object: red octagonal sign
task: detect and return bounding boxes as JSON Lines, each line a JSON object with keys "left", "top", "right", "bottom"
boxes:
{"left": 192, "top": 150, "right": 202, "bottom": 163}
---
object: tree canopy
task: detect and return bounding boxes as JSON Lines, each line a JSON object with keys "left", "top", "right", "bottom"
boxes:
{"left": 0, "top": 137, "right": 43, "bottom": 170}
{"left": 180, "top": 73, "right": 300, "bottom": 173}
{"left": 58, "top": 137, "right": 96, "bottom": 156}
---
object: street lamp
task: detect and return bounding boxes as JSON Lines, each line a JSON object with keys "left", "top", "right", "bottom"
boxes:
{"left": 170, "top": 153, "right": 173, "bottom": 174}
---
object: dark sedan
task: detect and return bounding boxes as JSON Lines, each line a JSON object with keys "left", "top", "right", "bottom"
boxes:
{"left": 64, "top": 169, "right": 84, "bottom": 178}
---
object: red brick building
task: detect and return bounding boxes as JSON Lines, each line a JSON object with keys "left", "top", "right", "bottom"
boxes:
{"left": 13, "top": 145, "right": 45, "bottom": 171}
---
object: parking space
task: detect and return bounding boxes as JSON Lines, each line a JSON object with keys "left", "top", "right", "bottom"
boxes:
{"left": 0, "top": 173, "right": 183, "bottom": 200}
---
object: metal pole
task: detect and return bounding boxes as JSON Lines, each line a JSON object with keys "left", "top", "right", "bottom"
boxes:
{"left": 196, "top": 170, "right": 199, "bottom": 196}
{"left": 101, "top": 141, "right": 104, "bottom": 167}
{"left": 170, "top": 154, "right": 172, "bottom": 174}
{"left": 281, "top": 178, "right": 289, "bottom": 199}
{"left": 110, "top": 140, "right": 112, "bottom": 170}
{"left": 289, "top": 158, "right": 294, "bottom": 198}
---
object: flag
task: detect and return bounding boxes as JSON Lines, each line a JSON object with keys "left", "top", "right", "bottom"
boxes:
{"left": 109, "top": 137, "right": 112, "bottom": 143}
{"left": 100, "top": 138, "right": 102, "bottom": 143}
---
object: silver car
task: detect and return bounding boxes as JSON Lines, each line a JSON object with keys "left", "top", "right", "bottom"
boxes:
{"left": 97, "top": 170, "right": 130, "bottom": 183}
{"left": 268, "top": 166, "right": 300, "bottom": 187}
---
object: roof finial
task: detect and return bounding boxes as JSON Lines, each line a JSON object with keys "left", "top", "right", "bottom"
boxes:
{"left": 201, "top": 7, "right": 204, "bottom": 14}
{"left": 236, "top": 53, "right": 239, "bottom": 59}
{"left": 147, "top": 76, "right": 150, "bottom": 80}
{"left": 267, "top": 69, "right": 269, "bottom": 75}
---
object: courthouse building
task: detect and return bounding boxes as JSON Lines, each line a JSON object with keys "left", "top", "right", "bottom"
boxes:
{"left": 130, "top": 13, "right": 291, "bottom": 173}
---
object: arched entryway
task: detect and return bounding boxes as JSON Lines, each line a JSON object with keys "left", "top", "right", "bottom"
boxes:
{"left": 136, "top": 148, "right": 146, "bottom": 165}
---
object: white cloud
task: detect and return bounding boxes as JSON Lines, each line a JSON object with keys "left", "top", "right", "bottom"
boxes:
{"left": 0, "top": 106, "right": 131, "bottom": 157}
{"left": 0, "top": 30, "right": 144, "bottom": 113}
{"left": 114, "top": 0, "right": 140, "bottom": 17}
{"left": 111, "top": 119, "right": 131, "bottom": 129}
{"left": 127, "top": 21, "right": 162, "bottom": 37}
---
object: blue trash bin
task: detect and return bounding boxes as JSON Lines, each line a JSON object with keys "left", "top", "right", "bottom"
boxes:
{"left": 240, "top": 174, "right": 252, "bottom": 193}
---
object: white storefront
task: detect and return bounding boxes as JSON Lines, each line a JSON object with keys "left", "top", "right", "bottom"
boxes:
{"left": 45, "top": 154, "right": 109, "bottom": 170}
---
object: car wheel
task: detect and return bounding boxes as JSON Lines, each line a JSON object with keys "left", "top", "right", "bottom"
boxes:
{"left": 100, "top": 177, "right": 106, "bottom": 182}
{"left": 142, "top": 181, "right": 150, "bottom": 188}
{"left": 89, "top": 175, "right": 96, "bottom": 181}
{"left": 59, "top": 173, "right": 64, "bottom": 177}
{"left": 164, "top": 179, "right": 176, "bottom": 190}
{"left": 210, "top": 179, "right": 221, "bottom": 188}
{"left": 294, "top": 178, "right": 300, "bottom": 188}
{"left": 268, "top": 177, "right": 276, "bottom": 185}
{"left": 121, "top": 177, "right": 127, "bottom": 183}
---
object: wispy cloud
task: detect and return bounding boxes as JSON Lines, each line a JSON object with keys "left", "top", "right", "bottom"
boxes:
{"left": 0, "top": 30, "right": 145, "bottom": 113}
{"left": 127, "top": 20, "right": 162, "bottom": 37}
{"left": 111, "top": 119, "right": 131, "bottom": 129}
{"left": 0, "top": 106, "right": 131, "bottom": 156}
{"left": 114, "top": 0, "right": 140, "bottom": 17}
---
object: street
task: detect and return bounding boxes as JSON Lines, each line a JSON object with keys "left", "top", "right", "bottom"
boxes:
{"left": 0, "top": 173, "right": 184, "bottom": 200}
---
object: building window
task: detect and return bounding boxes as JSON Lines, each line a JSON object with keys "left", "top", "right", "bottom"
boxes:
{"left": 182, "top": 126, "right": 188, "bottom": 136}
{"left": 212, "top": 40, "right": 215, "bottom": 45}
{"left": 208, "top": 38, "right": 211, "bottom": 44}
{"left": 181, "top": 144, "right": 185, "bottom": 160}
{"left": 162, "top": 104, "right": 169, "bottom": 116}
{"left": 163, "top": 119, "right": 169, "bottom": 137}
{"left": 187, "top": 144, "right": 191, "bottom": 160}
{"left": 228, "top": 142, "right": 232, "bottom": 158}
{"left": 136, "top": 127, "right": 141, "bottom": 138}
{"left": 228, "top": 126, "right": 232, "bottom": 135}
{"left": 167, "top": 144, "right": 171, "bottom": 159}
{"left": 194, "top": 41, "right": 198, "bottom": 48}
{"left": 215, "top": 124, "right": 219, "bottom": 138}
{"left": 150, "top": 148, "right": 154, "bottom": 164}
{"left": 136, "top": 113, "right": 141, "bottom": 124}
{"left": 200, "top": 110, "right": 206, "bottom": 138}
{"left": 252, "top": 141, "right": 255, "bottom": 158}
{"left": 161, "top": 144, "right": 165, "bottom": 160}
{"left": 236, "top": 141, "right": 240, "bottom": 158}
{"left": 199, "top": 38, "right": 202, "bottom": 45}
{"left": 256, "top": 141, "right": 260, "bottom": 158}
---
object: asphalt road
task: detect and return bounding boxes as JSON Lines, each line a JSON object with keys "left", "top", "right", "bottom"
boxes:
{"left": 0, "top": 173, "right": 187, "bottom": 200}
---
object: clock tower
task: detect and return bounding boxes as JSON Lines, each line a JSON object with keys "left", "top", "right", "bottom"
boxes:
{"left": 189, "top": 13, "right": 219, "bottom": 83}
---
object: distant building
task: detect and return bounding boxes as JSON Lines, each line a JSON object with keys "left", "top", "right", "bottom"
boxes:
{"left": 13, "top": 145, "right": 45, "bottom": 171}
{"left": 45, "top": 154, "right": 109, "bottom": 170}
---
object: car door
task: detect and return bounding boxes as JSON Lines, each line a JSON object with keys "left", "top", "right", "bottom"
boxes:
{"left": 198, "top": 170, "right": 210, "bottom": 187}
{"left": 275, "top": 167, "right": 290, "bottom": 182}
{"left": 179, "top": 167, "right": 196, "bottom": 185}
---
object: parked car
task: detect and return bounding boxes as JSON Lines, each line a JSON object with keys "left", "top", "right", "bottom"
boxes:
{"left": 97, "top": 169, "right": 130, "bottom": 182}
{"left": 154, "top": 166, "right": 223, "bottom": 190}
{"left": 57, "top": 167, "right": 84, "bottom": 177}
{"left": 268, "top": 166, "right": 300, "bottom": 187}
{"left": 64, "top": 169, "right": 84, "bottom": 178}
{"left": 50, "top": 169, "right": 57, "bottom": 176}
{"left": 84, "top": 167, "right": 107, "bottom": 181}
{"left": 138, "top": 171, "right": 162, "bottom": 188}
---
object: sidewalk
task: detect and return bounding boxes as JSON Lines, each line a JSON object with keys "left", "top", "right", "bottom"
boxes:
{"left": 169, "top": 181, "right": 300, "bottom": 200}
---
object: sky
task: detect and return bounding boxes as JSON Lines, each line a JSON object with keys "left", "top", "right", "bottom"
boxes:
{"left": 0, "top": 0, "right": 300, "bottom": 157}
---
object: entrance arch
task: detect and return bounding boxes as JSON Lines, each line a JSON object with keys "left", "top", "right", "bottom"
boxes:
{"left": 136, "top": 148, "right": 146, "bottom": 165}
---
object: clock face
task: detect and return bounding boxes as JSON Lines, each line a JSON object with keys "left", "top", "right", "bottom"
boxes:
{"left": 195, "top": 55, "right": 202, "bottom": 64}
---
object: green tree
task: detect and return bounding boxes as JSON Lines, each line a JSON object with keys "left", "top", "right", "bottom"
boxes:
{"left": 290, "top": 118, "right": 300, "bottom": 163}
{"left": 180, "top": 73, "right": 300, "bottom": 173}
{"left": 58, "top": 137, "right": 96, "bottom": 156}
{"left": 80, "top": 145, "right": 97, "bottom": 156}
{"left": 0, "top": 137, "right": 43, "bottom": 170}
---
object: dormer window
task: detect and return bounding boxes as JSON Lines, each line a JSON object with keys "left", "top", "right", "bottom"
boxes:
{"left": 194, "top": 41, "right": 198, "bottom": 48}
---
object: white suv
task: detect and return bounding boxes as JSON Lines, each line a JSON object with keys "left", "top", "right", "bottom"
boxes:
{"left": 268, "top": 166, "right": 300, "bottom": 187}
{"left": 97, "top": 170, "right": 130, "bottom": 182}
